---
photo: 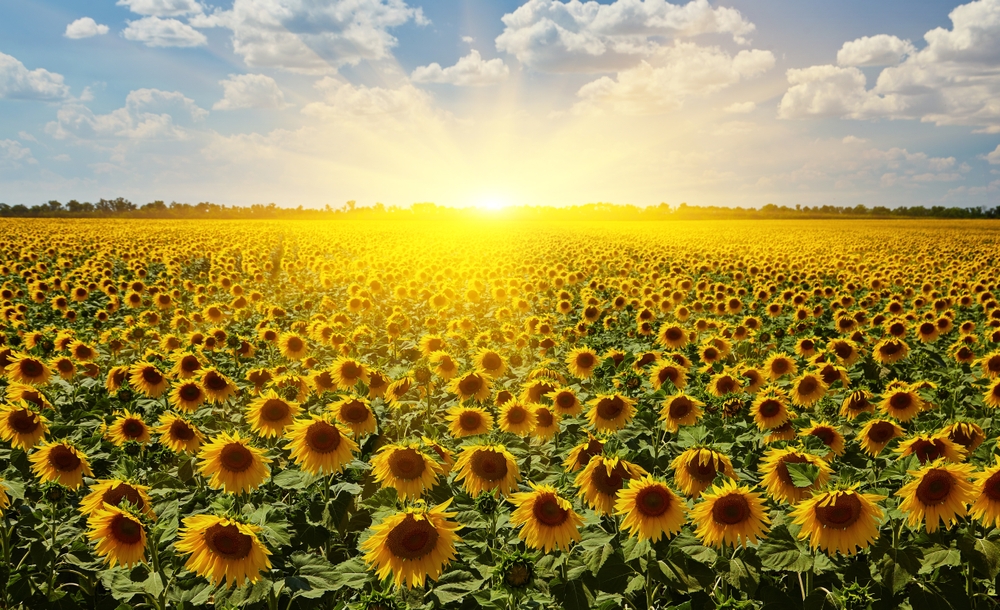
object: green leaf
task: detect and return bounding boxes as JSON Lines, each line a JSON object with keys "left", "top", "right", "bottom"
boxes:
{"left": 757, "top": 525, "right": 813, "bottom": 572}
{"left": 918, "top": 547, "right": 961, "bottom": 575}
{"left": 784, "top": 462, "right": 821, "bottom": 488}
{"left": 272, "top": 468, "right": 317, "bottom": 490}
{"left": 431, "top": 570, "right": 485, "bottom": 605}
{"left": 1, "top": 478, "right": 25, "bottom": 500}
{"left": 622, "top": 536, "right": 651, "bottom": 562}
{"left": 551, "top": 578, "right": 590, "bottom": 610}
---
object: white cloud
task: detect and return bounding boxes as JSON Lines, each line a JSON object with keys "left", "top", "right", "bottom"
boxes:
{"left": 302, "top": 78, "right": 435, "bottom": 119}
{"left": 65, "top": 17, "right": 110, "bottom": 39}
{"left": 986, "top": 144, "right": 1000, "bottom": 164}
{"left": 190, "top": 0, "right": 427, "bottom": 74}
{"left": 495, "top": 0, "right": 756, "bottom": 73}
{"left": 0, "top": 140, "right": 35, "bottom": 167}
{"left": 117, "top": 0, "right": 204, "bottom": 16}
{"left": 574, "top": 42, "right": 774, "bottom": 115}
{"left": 780, "top": 0, "right": 1000, "bottom": 131}
{"left": 723, "top": 101, "right": 755, "bottom": 113}
{"left": 123, "top": 16, "right": 207, "bottom": 47}
{"left": 213, "top": 73, "right": 288, "bottom": 109}
{"left": 0, "top": 52, "right": 70, "bottom": 100}
{"left": 837, "top": 35, "right": 915, "bottom": 66}
{"left": 412, "top": 50, "right": 510, "bottom": 86}
{"left": 462, "top": 36, "right": 475, "bottom": 44}
{"left": 46, "top": 88, "right": 207, "bottom": 140}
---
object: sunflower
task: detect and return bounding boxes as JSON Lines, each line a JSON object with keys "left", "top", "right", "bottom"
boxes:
{"left": 372, "top": 444, "right": 445, "bottom": 500}
{"left": 106, "top": 365, "right": 130, "bottom": 394}
{"left": 586, "top": 394, "right": 636, "bottom": 432}
{"left": 827, "top": 339, "right": 861, "bottom": 367}
{"left": 531, "top": 406, "right": 560, "bottom": 440}
{"left": 657, "top": 324, "right": 689, "bottom": 349}
{"left": 155, "top": 412, "right": 204, "bottom": 453}
{"left": 200, "top": 368, "right": 238, "bottom": 404}
{"left": 978, "top": 351, "right": 1000, "bottom": 379}
{"left": 706, "top": 370, "right": 743, "bottom": 398}
{"left": 384, "top": 376, "right": 414, "bottom": 406}
{"left": 170, "top": 352, "right": 203, "bottom": 379}
{"left": 453, "top": 444, "right": 521, "bottom": 496}
{"left": 839, "top": 389, "right": 875, "bottom": 420}
{"left": 0, "top": 401, "right": 48, "bottom": 450}
{"left": 79, "top": 479, "right": 156, "bottom": 519}
{"left": 330, "top": 395, "right": 377, "bottom": 436}
{"left": 789, "top": 486, "right": 884, "bottom": 556}
{"left": 671, "top": 447, "right": 736, "bottom": 498}
{"left": 429, "top": 351, "right": 459, "bottom": 380}
{"left": 878, "top": 387, "right": 924, "bottom": 422}
{"left": 789, "top": 372, "right": 827, "bottom": 407}
{"left": 649, "top": 361, "right": 688, "bottom": 391}
{"left": 941, "top": 422, "right": 985, "bottom": 453}
{"left": 817, "top": 363, "right": 850, "bottom": 389}
{"left": 691, "top": 480, "right": 770, "bottom": 548}
{"left": 50, "top": 356, "right": 77, "bottom": 380}
{"left": 546, "top": 387, "right": 581, "bottom": 416}
{"left": 168, "top": 380, "right": 206, "bottom": 412}
{"left": 800, "top": 421, "right": 846, "bottom": 458}
{"left": 447, "top": 406, "right": 493, "bottom": 438}
{"left": 245, "top": 391, "right": 300, "bottom": 438}
{"left": 279, "top": 332, "right": 308, "bottom": 360}
{"left": 176, "top": 514, "right": 272, "bottom": 589}
{"left": 508, "top": 483, "right": 583, "bottom": 552}
{"left": 751, "top": 390, "right": 791, "bottom": 431}
{"left": 69, "top": 340, "right": 96, "bottom": 361}
{"left": 474, "top": 349, "right": 506, "bottom": 378}
{"left": 896, "top": 460, "right": 976, "bottom": 533}
{"left": 659, "top": 393, "right": 704, "bottom": 432}
{"left": 565, "top": 347, "right": 599, "bottom": 379}
{"left": 758, "top": 447, "right": 832, "bottom": 504}
{"left": 873, "top": 338, "right": 909, "bottom": 364}
{"left": 87, "top": 504, "right": 147, "bottom": 568}
{"left": 763, "top": 353, "right": 798, "bottom": 381}
{"left": 616, "top": 477, "right": 687, "bottom": 542}
{"left": 330, "top": 357, "right": 370, "bottom": 390}
{"left": 419, "top": 335, "right": 447, "bottom": 358}
{"left": 795, "top": 337, "right": 819, "bottom": 358}
{"left": 858, "top": 419, "right": 905, "bottom": 457}
{"left": 285, "top": 414, "right": 358, "bottom": 476}
{"left": 450, "top": 371, "right": 492, "bottom": 403}
{"left": 896, "top": 434, "right": 966, "bottom": 464}
{"left": 106, "top": 410, "right": 151, "bottom": 446}
{"left": 741, "top": 367, "right": 766, "bottom": 394}
{"left": 563, "top": 434, "right": 605, "bottom": 472}
{"left": 0, "top": 480, "right": 9, "bottom": 516}
{"left": 499, "top": 400, "right": 536, "bottom": 436}
{"left": 422, "top": 436, "right": 455, "bottom": 473}
{"left": 29, "top": 441, "right": 93, "bottom": 489}
{"left": 197, "top": 431, "right": 271, "bottom": 493}
{"left": 5, "top": 382, "right": 53, "bottom": 411}
{"left": 5, "top": 354, "right": 52, "bottom": 386}
{"left": 361, "top": 499, "right": 461, "bottom": 589}
{"left": 574, "top": 455, "right": 646, "bottom": 514}
{"left": 970, "top": 458, "right": 1000, "bottom": 528}
{"left": 985, "top": 378, "right": 1000, "bottom": 409}
{"left": 129, "top": 363, "right": 168, "bottom": 398}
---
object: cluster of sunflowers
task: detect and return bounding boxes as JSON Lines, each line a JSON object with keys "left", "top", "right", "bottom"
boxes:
{"left": 1, "top": 218, "right": 1000, "bottom": 609}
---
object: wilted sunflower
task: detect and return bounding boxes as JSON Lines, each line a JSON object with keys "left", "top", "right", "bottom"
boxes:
{"left": 106, "top": 410, "right": 151, "bottom": 447}
{"left": 789, "top": 486, "right": 884, "bottom": 556}
{"left": 246, "top": 390, "right": 300, "bottom": 438}
{"left": 970, "top": 458, "right": 1000, "bottom": 528}
{"left": 155, "top": 412, "right": 204, "bottom": 453}
{"left": 447, "top": 405, "right": 493, "bottom": 438}
{"left": 896, "top": 460, "right": 976, "bottom": 533}
{"left": 563, "top": 434, "right": 604, "bottom": 472}
{"left": 361, "top": 499, "right": 461, "bottom": 589}
{"left": 200, "top": 368, "right": 237, "bottom": 404}
{"left": 450, "top": 371, "right": 492, "bottom": 403}
{"left": 671, "top": 447, "right": 736, "bottom": 498}
{"left": 878, "top": 386, "right": 924, "bottom": 422}
{"left": 872, "top": 337, "right": 909, "bottom": 364}
{"left": 499, "top": 400, "right": 536, "bottom": 436}
{"left": 508, "top": 483, "right": 583, "bottom": 552}
{"left": 285, "top": 414, "right": 358, "bottom": 476}
{"left": 79, "top": 479, "right": 156, "bottom": 519}
{"left": 586, "top": 394, "right": 636, "bottom": 432}
{"left": 129, "top": 363, "right": 168, "bottom": 398}
{"left": 546, "top": 387, "right": 581, "bottom": 416}
{"left": 87, "top": 504, "right": 147, "bottom": 568}
{"left": 839, "top": 389, "right": 875, "bottom": 420}
{"left": 691, "top": 480, "right": 770, "bottom": 548}
{"left": 565, "top": 347, "right": 599, "bottom": 379}
{"left": 6, "top": 354, "right": 52, "bottom": 386}
{"left": 278, "top": 332, "right": 308, "bottom": 360}
{"left": 453, "top": 444, "right": 521, "bottom": 496}
{"left": 0, "top": 401, "right": 48, "bottom": 450}
{"left": 616, "top": 476, "right": 687, "bottom": 542}
{"left": 941, "top": 421, "right": 985, "bottom": 453}
{"left": 176, "top": 514, "right": 272, "bottom": 589}
{"left": 800, "top": 421, "right": 846, "bottom": 458}
{"left": 858, "top": 419, "right": 905, "bottom": 457}
{"left": 574, "top": 455, "right": 647, "bottom": 515}
{"left": 330, "top": 395, "right": 377, "bottom": 436}
{"left": 759, "top": 447, "right": 832, "bottom": 504}
{"left": 197, "top": 431, "right": 271, "bottom": 493}
{"left": 330, "top": 357, "right": 370, "bottom": 390}
{"left": 372, "top": 444, "right": 444, "bottom": 500}
{"left": 751, "top": 390, "right": 791, "bottom": 431}
{"left": 659, "top": 393, "right": 704, "bottom": 432}
{"left": 29, "top": 441, "right": 93, "bottom": 489}
{"left": 789, "top": 372, "right": 827, "bottom": 407}
{"left": 896, "top": 433, "right": 966, "bottom": 464}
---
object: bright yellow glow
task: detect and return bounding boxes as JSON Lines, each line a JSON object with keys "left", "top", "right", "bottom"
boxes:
{"left": 475, "top": 196, "right": 509, "bottom": 212}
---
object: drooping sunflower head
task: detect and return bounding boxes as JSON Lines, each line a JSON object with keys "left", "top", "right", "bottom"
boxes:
{"left": 563, "top": 434, "right": 605, "bottom": 472}
{"left": 616, "top": 476, "right": 687, "bottom": 543}
{"left": 175, "top": 514, "right": 272, "bottom": 589}
{"left": 671, "top": 447, "right": 735, "bottom": 498}
{"left": 29, "top": 441, "right": 93, "bottom": 489}
{"left": 246, "top": 390, "right": 301, "bottom": 438}
{"left": 691, "top": 480, "right": 771, "bottom": 548}
{"left": 896, "top": 433, "right": 966, "bottom": 465}
{"left": 86, "top": 504, "right": 147, "bottom": 568}
{"left": 574, "top": 455, "right": 647, "bottom": 515}
{"left": 508, "top": 483, "right": 583, "bottom": 552}
{"left": 372, "top": 443, "right": 444, "bottom": 501}
{"left": 941, "top": 421, "right": 985, "bottom": 453}
{"left": 361, "top": 499, "right": 461, "bottom": 589}
{"left": 758, "top": 447, "right": 832, "bottom": 504}
{"left": 447, "top": 405, "right": 493, "bottom": 438}
{"left": 586, "top": 394, "right": 636, "bottom": 432}
{"left": 896, "top": 460, "right": 976, "bottom": 533}
{"left": 840, "top": 389, "right": 874, "bottom": 420}
{"left": 284, "top": 414, "right": 358, "bottom": 477}
{"left": 197, "top": 431, "right": 272, "bottom": 494}
{"left": 858, "top": 419, "right": 905, "bottom": 457}
{"left": 155, "top": 412, "right": 204, "bottom": 453}
{"left": 79, "top": 479, "right": 156, "bottom": 519}
{"left": 106, "top": 410, "right": 152, "bottom": 447}
{"left": 789, "top": 485, "right": 885, "bottom": 556}
{"left": 659, "top": 393, "right": 704, "bottom": 432}
{"left": 0, "top": 400, "right": 49, "bottom": 450}
{"left": 453, "top": 444, "right": 521, "bottom": 496}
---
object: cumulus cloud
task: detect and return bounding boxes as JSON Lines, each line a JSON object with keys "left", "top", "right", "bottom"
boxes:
{"left": 573, "top": 42, "right": 774, "bottom": 115}
{"left": 302, "top": 78, "right": 435, "bottom": 119}
{"left": 723, "top": 101, "right": 755, "bottom": 113}
{"left": 213, "top": 73, "right": 288, "bottom": 109}
{"left": 46, "top": 88, "right": 207, "bottom": 140}
{"left": 117, "top": 0, "right": 204, "bottom": 16}
{"left": 412, "top": 50, "right": 510, "bottom": 86}
{"left": 65, "top": 17, "right": 110, "bottom": 39}
{"left": 0, "top": 139, "right": 35, "bottom": 167}
{"left": 495, "top": 0, "right": 756, "bottom": 73}
{"left": 837, "top": 34, "right": 915, "bottom": 66}
{"left": 986, "top": 144, "right": 1000, "bottom": 164}
{"left": 190, "top": 0, "right": 427, "bottom": 74}
{"left": 123, "top": 16, "right": 208, "bottom": 47}
{"left": 0, "top": 52, "right": 70, "bottom": 100}
{"left": 780, "top": 0, "right": 1000, "bottom": 131}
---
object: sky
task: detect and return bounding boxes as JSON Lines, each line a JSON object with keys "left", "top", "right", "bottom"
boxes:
{"left": 2, "top": 0, "right": 1000, "bottom": 210}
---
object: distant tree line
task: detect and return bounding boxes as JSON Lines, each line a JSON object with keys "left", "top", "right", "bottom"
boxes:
{"left": 0, "top": 198, "right": 997, "bottom": 220}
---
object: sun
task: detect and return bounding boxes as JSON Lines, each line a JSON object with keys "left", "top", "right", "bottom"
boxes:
{"left": 475, "top": 196, "right": 509, "bottom": 212}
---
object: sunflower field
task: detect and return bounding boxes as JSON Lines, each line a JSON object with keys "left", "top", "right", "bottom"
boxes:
{"left": 2, "top": 218, "right": 1000, "bottom": 610}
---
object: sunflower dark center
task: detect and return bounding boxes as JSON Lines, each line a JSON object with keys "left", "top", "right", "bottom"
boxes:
{"left": 388, "top": 448, "right": 425, "bottom": 480}
{"left": 846, "top": 392, "right": 870, "bottom": 411}
{"left": 983, "top": 471, "right": 1000, "bottom": 502}
{"left": 179, "top": 384, "right": 202, "bottom": 401}
{"left": 21, "top": 359, "right": 44, "bottom": 378}
{"left": 340, "top": 400, "right": 369, "bottom": 423}
{"left": 287, "top": 337, "right": 303, "bottom": 352}
{"left": 9, "top": 409, "right": 39, "bottom": 434}
{"left": 482, "top": 353, "right": 502, "bottom": 371}
{"left": 798, "top": 377, "right": 819, "bottom": 395}
{"left": 590, "top": 463, "right": 627, "bottom": 496}
{"left": 341, "top": 362, "right": 360, "bottom": 379}
{"left": 712, "top": 494, "right": 750, "bottom": 525}
{"left": 702, "top": 348, "right": 719, "bottom": 361}
{"left": 916, "top": 469, "right": 954, "bottom": 506}
{"left": 103, "top": 484, "right": 144, "bottom": 509}
{"left": 141, "top": 367, "right": 163, "bottom": 385}
{"left": 889, "top": 393, "right": 913, "bottom": 411}
{"left": 771, "top": 359, "right": 790, "bottom": 375}
{"left": 181, "top": 357, "right": 201, "bottom": 373}
{"left": 800, "top": 340, "right": 815, "bottom": 351}
{"left": 459, "top": 376, "right": 483, "bottom": 396}
{"left": 205, "top": 524, "right": 253, "bottom": 559}
{"left": 535, "top": 408, "right": 554, "bottom": 427}
{"left": 555, "top": 392, "right": 576, "bottom": 409}
{"left": 504, "top": 562, "right": 532, "bottom": 588}
{"left": 635, "top": 486, "right": 670, "bottom": 516}
{"left": 169, "top": 419, "right": 195, "bottom": 441}
{"left": 122, "top": 419, "right": 145, "bottom": 438}
{"left": 596, "top": 397, "right": 625, "bottom": 420}
{"left": 658, "top": 367, "right": 679, "bottom": 385}
{"left": 532, "top": 494, "right": 569, "bottom": 527}
{"left": 56, "top": 359, "right": 74, "bottom": 373}
{"left": 665, "top": 327, "right": 683, "bottom": 341}
{"left": 715, "top": 377, "right": 737, "bottom": 394}
{"left": 575, "top": 353, "right": 596, "bottom": 369}
{"left": 758, "top": 399, "right": 782, "bottom": 418}
{"left": 988, "top": 357, "right": 1000, "bottom": 373}
{"left": 867, "top": 421, "right": 896, "bottom": 444}
{"left": 814, "top": 493, "right": 862, "bottom": 529}
{"left": 688, "top": 458, "right": 718, "bottom": 482}
{"left": 48, "top": 445, "right": 81, "bottom": 472}
{"left": 470, "top": 450, "right": 508, "bottom": 482}
{"left": 506, "top": 406, "right": 527, "bottom": 425}
{"left": 459, "top": 411, "right": 484, "bottom": 431}
{"left": 880, "top": 342, "right": 902, "bottom": 356}
{"left": 810, "top": 427, "right": 836, "bottom": 447}
{"left": 387, "top": 516, "right": 438, "bottom": 560}
{"left": 669, "top": 397, "right": 693, "bottom": 419}
{"left": 111, "top": 514, "right": 144, "bottom": 545}
{"left": 777, "top": 454, "right": 810, "bottom": 487}
{"left": 220, "top": 443, "right": 254, "bottom": 472}
{"left": 261, "top": 399, "right": 290, "bottom": 422}
{"left": 911, "top": 439, "right": 942, "bottom": 464}
{"left": 204, "top": 373, "right": 228, "bottom": 391}
{"left": 305, "top": 421, "right": 341, "bottom": 454}
{"left": 833, "top": 343, "right": 853, "bottom": 359}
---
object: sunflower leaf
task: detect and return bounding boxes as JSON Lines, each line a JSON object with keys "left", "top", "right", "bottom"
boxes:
{"left": 784, "top": 462, "right": 821, "bottom": 488}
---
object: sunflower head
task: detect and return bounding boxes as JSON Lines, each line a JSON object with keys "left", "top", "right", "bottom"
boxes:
{"left": 176, "top": 514, "right": 272, "bottom": 588}
{"left": 586, "top": 394, "right": 636, "bottom": 432}
{"left": 285, "top": 414, "right": 358, "bottom": 476}
{"left": 453, "top": 444, "right": 521, "bottom": 496}
{"left": 87, "top": 504, "right": 148, "bottom": 568}
{"left": 896, "top": 460, "right": 976, "bottom": 533}
{"left": 616, "top": 476, "right": 687, "bottom": 543}
{"left": 197, "top": 431, "right": 272, "bottom": 494}
{"left": 671, "top": 447, "right": 735, "bottom": 498}
{"left": 361, "top": 499, "right": 461, "bottom": 589}
{"left": 789, "top": 485, "right": 885, "bottom": 555}
{"left": 690, "top": 480, "right": 771, "bottom": 548}
{"left": 372, "top": 443, "right": 444, "bottom": 501}
{"left": 508, "top": 483, "right": 583, "bottom": 552}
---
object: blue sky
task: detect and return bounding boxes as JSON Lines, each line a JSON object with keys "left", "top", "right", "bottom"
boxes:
{"left": 2, "top": 0, "right": 999, "bottom": 209}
